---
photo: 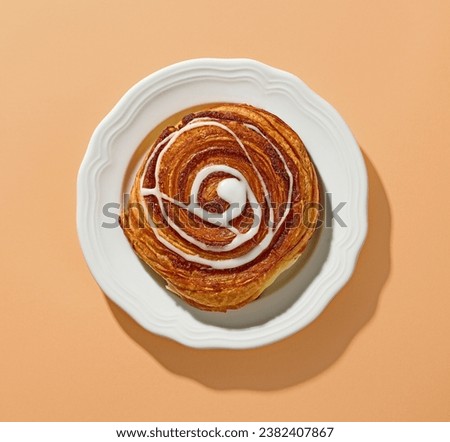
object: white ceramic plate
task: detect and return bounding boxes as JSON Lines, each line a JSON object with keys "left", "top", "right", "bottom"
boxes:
{"left": 77, "top": 58, "right": 367, "bottom": 349}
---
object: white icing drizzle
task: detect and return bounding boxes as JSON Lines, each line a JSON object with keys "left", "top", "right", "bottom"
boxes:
{"left": 139, "top": 118, "right": 294, "bottom": 270}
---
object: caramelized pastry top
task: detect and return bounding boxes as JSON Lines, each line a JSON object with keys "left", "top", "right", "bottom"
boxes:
{"left": 121, "top": 103, "right": 319, "bottom": 311}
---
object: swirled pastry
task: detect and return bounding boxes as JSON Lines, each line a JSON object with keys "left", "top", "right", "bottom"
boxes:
{"left": 121, "top": 103, "right": 319, "bottom": 311}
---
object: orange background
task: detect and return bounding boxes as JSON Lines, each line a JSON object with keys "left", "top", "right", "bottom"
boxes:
{"left": 1, "top": 0, "right": 450, "bottom": 421}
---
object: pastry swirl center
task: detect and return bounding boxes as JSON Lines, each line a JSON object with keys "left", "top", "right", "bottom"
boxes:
{"left": 216, "top": 177, "right": 246, "bottom": 210}
{"left": 138, "top": 118, "right": 294, "bottom": 270}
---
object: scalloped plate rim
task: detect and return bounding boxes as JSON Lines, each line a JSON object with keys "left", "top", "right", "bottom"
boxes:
{"left": 77, "top": 58, "right": 368, "bottom": 349}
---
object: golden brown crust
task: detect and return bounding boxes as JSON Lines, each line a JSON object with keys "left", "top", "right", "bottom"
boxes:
{"left": 121, "top": 103, "right": 319, "bottom": 311}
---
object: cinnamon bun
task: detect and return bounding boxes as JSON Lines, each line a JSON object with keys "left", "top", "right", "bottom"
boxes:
{"left": 121, "top": 103, "right": 319, "bottom": 311}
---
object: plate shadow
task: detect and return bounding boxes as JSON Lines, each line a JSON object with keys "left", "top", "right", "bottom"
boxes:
{"left": 106, "top": 150, "right": 391, "bottom": 390}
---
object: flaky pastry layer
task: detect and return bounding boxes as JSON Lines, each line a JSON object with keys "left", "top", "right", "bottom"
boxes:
{"left": 121, "top": 103, "right": 319, "bottom": 311}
